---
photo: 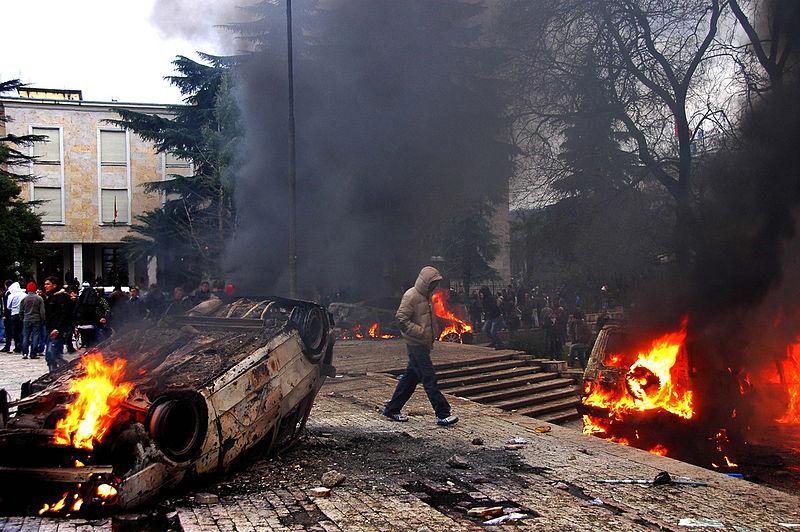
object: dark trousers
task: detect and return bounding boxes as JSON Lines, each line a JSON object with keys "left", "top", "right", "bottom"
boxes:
{"left": 3, "top": 315, "right": 22, "bottom": 352}
{"left": 21, "top": 321, "right": 43, "bottom": 357}
{"left": 385, "top": 344, "right": 451, "bottom": 419}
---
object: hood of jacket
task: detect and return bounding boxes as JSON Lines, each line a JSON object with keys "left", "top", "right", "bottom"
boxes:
{"left": 413, "top": 266, "right": 443, "bottom": 298}
{"left": 7, "top": 282, "right": 22, "bottom": 295}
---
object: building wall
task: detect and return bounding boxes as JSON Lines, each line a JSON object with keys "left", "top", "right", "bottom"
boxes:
{"left": 490, "top": 187, "right": 512, "bottom": 286}
{"left": 0, "top": 97, "right": 174, "bottom": 285}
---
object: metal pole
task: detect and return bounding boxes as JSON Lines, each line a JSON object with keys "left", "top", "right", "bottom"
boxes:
{"left": 286, "top": 0, "right": 298, "bottom": 298}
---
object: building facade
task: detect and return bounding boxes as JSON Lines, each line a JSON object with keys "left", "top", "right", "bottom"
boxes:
{"left": 0, "top": 89, "right": 188, "bottom": 287}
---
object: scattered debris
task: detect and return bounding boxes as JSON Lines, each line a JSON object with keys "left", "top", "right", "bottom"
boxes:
{"left": 484, "top": 512, "right": 528, "bottom": 525}
{"left": 472, "top": 437, "right": 485, "bottom": 446}
{"left": 504, "top": 444, "right": 526, "bottom": 451}
{"left": 467, "top": 506, "right": 503, "bottom": 518}
{"left": 653, "top": 471, "right": 672, "bottom": 485}
{"left": 321, "top": 470, "right": 346, "bottom": 488}
{"left": 595, "top": 471, "right": 708, "bottom": 488}
{"left": 534, "top": 426, "right": 552, "bottom": 433}
{"left": 310, "top": 487, "right": 332, "bottom": 498}
{"left": 194, "top": 493, "right": 219, "bottom": 505}
{"left": 590, "top": 497, "right": 604, "bottom": 506}
{"left": 447, "top": 455, "right": 471, "bottom": 469}
{"left": 509, "top": 437, "right": 529, "bottom": 445}
{"left": 779, "top": 525, "right": 800, "bottom": 529}
{"left": 577, "top": 448, "right": 594, "bottom": 455}
{"left": 678, "top": 518, "right": 724, "bottom": 528}
{"left": 554, "top": 482, "right": 569, "bottom": 491}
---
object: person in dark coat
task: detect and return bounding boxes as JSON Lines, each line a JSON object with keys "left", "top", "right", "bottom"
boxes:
{"left": 43, "top": 277, "right": 70, "bottom": 372}
{"left": 125, "top": 287, "right": 147, "bottom": 328}
{"left": 143, "top": 284, "right": 165, "bottom": 320}
{"left": 479, "top": 286, "right": 504, "bottom": 349}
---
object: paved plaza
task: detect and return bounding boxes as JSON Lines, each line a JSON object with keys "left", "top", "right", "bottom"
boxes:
{"left": 1, "top": 341, "right": 799, "bottom": 531}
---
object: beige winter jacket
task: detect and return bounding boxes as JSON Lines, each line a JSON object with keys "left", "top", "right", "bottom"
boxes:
{"left": 396, "top": 266, "right": 442, "bottom": 348}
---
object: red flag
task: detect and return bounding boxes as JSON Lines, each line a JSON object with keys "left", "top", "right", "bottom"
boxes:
{"left": 113, "top": 195, "right": 118, "bottom": 223}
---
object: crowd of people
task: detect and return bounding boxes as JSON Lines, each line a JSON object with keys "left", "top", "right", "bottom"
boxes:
{"left": 455, "top": 283, "right": 612, "bottom": 368}
{"left": 0, "top": 277, "right": 233, "bottom": 373}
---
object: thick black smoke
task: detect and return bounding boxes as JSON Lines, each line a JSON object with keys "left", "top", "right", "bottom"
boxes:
{"left": 224, "top": 0, "right": 512, "bottom": 299}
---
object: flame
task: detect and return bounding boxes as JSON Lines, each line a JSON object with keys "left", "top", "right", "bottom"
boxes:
{"left": 723, "top": 455, "right": 738, "bottom": 468}
{"left": 97, "top": 483, "right": 118, "bottom": 499}
{"left": 777, "top": 340, "right": 800, "bottom": 424}
{"left": 583, "top": 319, "right": 694, "bottom": 421}
{"left": 583, "top": 319, "right": 694, "bottom": 458}
{"left": 431, "top": 290, "right": 473, "bottom": 341}
{"left": 650, "top": 444, "right": 668, "bottom": 456}
{"left": 39, "top": 492, "right": 70, "bottom": 515}
{"left": 368, "top": 323, "right": 379, "bottom": 338}
{"left": 53, "top": 352, "right": 134, "bottom": 451}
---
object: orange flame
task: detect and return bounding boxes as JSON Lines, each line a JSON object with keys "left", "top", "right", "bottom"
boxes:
{"left": 368, "top": 323, "right": 379, "bottom": 338}
{"left": 431, "top": 290, "right": 473, "bottom": 341}
{"left": 583, "top": 319, "right": 694, "bottom": 421}
{"left": 53, "top": 352, "right": 134, "bottom": 451}
{"left": 777, "top": 340, "right": 800, "bottom": 424}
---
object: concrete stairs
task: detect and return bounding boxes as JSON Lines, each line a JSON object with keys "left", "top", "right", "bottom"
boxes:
{"left": 386, "top": 352, "right": 581, "bottom": 425}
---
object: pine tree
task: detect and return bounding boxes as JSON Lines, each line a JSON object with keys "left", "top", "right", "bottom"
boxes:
{"left": 440, "top": 201, "right": 500, "bottom": 294}
{"left": 0, "top": 80, "right": 44, "bottom": 280}
{"left": 108, "top": 56, "right": 240, "bottom": 288}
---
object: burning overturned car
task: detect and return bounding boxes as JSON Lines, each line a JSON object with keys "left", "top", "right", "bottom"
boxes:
{"left": 0, "top": 296, "right": 335, "bottom": 515}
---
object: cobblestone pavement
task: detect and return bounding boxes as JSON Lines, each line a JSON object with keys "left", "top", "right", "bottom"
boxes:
{"left": 0, "top": 346, "right": 80, "bottom": 400}
{"left": 2, "top": 343, "right": 800, "bottom": 531}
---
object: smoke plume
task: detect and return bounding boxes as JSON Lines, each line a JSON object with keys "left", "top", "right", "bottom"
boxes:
{"left": 224, "top": 0, "right": 512, "bottom": 299}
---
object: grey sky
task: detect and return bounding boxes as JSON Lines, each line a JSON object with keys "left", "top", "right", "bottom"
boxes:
{"left": 1, "top": 0, "right": 232, "bottom": 104}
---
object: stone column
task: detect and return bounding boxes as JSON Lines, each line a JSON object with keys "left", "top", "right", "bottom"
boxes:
{"left": 147, "top": 256, "right": 158, "bottom": 287}
{"left": 72, "top": 243, "right": 83, "bottom": 284}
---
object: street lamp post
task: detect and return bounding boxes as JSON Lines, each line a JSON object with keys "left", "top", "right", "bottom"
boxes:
{"left": 286, "top": 0, "right": 298, "bottom": 298}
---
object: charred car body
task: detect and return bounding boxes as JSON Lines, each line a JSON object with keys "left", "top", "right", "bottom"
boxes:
{"left": 0, "top": 296, "right": 335, "bottom": 514}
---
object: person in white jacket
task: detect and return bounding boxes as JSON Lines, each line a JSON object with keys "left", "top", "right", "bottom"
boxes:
{"left": 2, "top": 282, "right": 26, "bottom": 352}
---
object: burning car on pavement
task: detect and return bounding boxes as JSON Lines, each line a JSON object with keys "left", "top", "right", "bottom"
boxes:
{"left": 579, "top": 320, "right": 698, "bottom": 458}
{"left": 0, "top": 296, "right": 335, "bottom": 515}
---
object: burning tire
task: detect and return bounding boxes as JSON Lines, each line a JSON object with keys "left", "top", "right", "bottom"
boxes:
{"left": 147, "top": 394, "right": 207, "bottom": 463}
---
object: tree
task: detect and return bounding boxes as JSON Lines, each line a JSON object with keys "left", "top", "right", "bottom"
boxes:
{"left": 439, "top": 201, "right": 500, "bottom": 294}
{"left": 109, "top": 55, "right": 240, "bottom": 288}
{"left": 501, "top": 0, "right": 727, "bottom": 273}
{"left": 0, "top": 80, "right": 44, "bottom": 280}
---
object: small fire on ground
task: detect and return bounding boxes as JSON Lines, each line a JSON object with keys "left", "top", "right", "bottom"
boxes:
{"left": 40, "top": 352, "right": 132, "bottom": 515}
{"left": 432, "top": 289, "right": 473, "bottom": 343}
{"left": 337, "top": 322, "right": 398, "bottom": 341}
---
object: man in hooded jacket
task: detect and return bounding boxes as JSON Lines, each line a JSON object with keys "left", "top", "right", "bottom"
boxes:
{"left": 3, "top": 282, "right": 26, "bottom": 353}
{"left": 383, "top": 266, "right": 458, "bottom": 426}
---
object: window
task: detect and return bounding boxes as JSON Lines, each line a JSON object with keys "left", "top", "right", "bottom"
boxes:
{"left": 100, "top": 130, "right": 126, "bottom": 165}
{"left": 32, "top": 127, "right": 61, "bottom": 164}
{"left": 165, "top": 151, "right": 190, "bottom": 168}
{"left": 100, "top": 189, "right": 129, "bottom": 224}
{"left": 33, "top": 186, "right": 62, "bottom": 222}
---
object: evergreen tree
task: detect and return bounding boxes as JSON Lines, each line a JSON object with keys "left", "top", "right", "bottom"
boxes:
{"left": 0, "top": 80, "right": 44, "bottom": 280}
{"left": 440, "top": 201, "right": 500, "bottom": 294}
{"left": 109, "top": 56, "right": 240, "bottom": 288}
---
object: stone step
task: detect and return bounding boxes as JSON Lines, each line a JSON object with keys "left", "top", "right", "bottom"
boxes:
{"left": 538, "top": 409, "right": 583, "bottom": 424}
{"left": 467, "top": 378, "right": 575, "bottom": 403}
{"left": 438, "top": 367, "right": 543, "bottom": 390}
{"left": 435, "top": 360, "right": 539, "bottom": 380}
{"left": 445, "top": 372, "right": 559, "bottom": 396}
{"left": 384, "top": 352, "right": 520, "bottom": 375}
{"left": 516, "top": 396, "right": 582, "bottom": 418}
{"left": 493, "top": 386, "right": 580, "bottom": 411}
